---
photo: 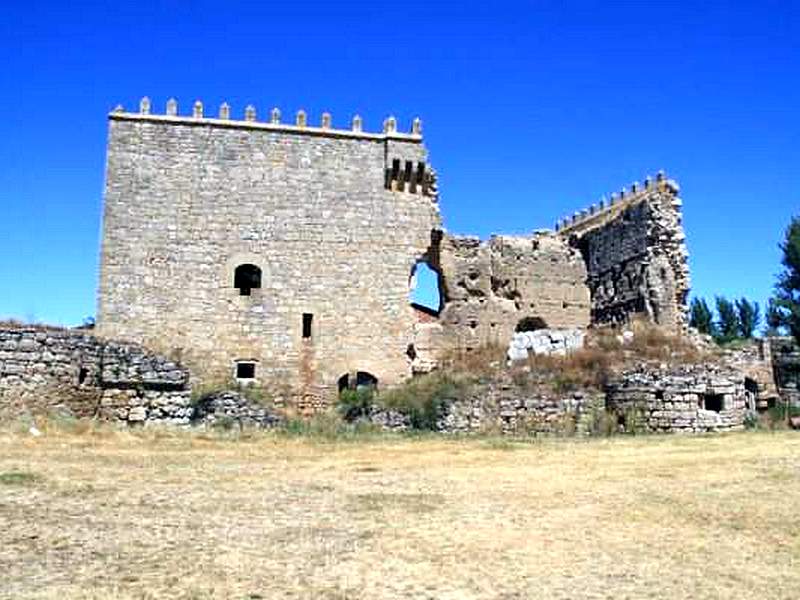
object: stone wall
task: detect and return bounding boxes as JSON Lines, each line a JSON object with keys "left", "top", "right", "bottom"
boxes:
{"left": 437, "top": 232, "right": 590, "bottom": 352}
{"left": 97, "top": 99, "right": 441, "bottom": 406}
{"left": 606, "top": 364, "right": 746, "bottom": 433}
{"left": 556, "top": 173, "right": 690, "bottom": 331}
{"left": 769, "top": 337, "right": 800, "bottom": 405}
{"left": 0, "top": 326, "right": 191, "bottom": 424}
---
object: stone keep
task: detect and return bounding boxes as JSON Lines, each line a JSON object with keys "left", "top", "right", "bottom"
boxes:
{"left": 97, "top": 98, "right": 692, "bottom": 406}
{"left": 97, "top": 101, "right": 440, "bottom": 405}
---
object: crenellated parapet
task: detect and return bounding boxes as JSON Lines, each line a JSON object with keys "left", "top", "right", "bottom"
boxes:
{"left": 554, "top": 171, "right": 680, "bottom": 235}
{"left": 109, "top": 97, "right": 423, "bottom": 142}
{"left": 554, "top": 170, "right": 690, "bottom": 332}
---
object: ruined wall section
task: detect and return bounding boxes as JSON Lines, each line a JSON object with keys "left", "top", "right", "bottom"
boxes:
{"left": 437, "top": 232, "right": 591, "bottom": 351}
{"left": 556, "top": 173, "right": 690, "bottom": 331}
{"left": 97, "top": 100, "right": 440, "bottom": 404}
{"left": 0, "top": 327, "right": 191, "bottom": 423}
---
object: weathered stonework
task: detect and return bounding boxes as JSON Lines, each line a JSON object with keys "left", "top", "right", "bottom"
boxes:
{"left": 557, "top": 174, "right": 690, "bottom": 331}
{"left": 606, "top": 364, "right": 747, "bottom": 433}
{"left": 769, "top": 337, "right": 800, "bottom": 406}
{"left": 97, "top": 103, "right": 440, "bottom": 406}
{"left": 0, "top": 326, "right": 192, "bottom": 424}
{"left": 95, "top": 98, "right": 692, "bottom": 407}
{"left": 437, "top": 233, "right": 591, "bottom": 351}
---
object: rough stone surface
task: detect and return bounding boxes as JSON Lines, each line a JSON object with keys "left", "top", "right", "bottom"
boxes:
{"left": 559, "top": 178, "right": 690, "bottom": 332}
{"left": 438, "top": 233, "right": 590, "bottom": 352}
{"left": 770, "top": 337, "right": 800, "bottom": 406}
{"left": 192, "top": 390, "right": 283, "bottom": 428}
{"left": 93, "top": 103, "right": 692, "bottom": 408}
{"left": 97, "top": 110, "right": 440, "bottom": 408}
{"left": 606, "top": 364, "right": 747, "bottom": 433}
{"left": 0, "top": 326, "right": 192, "bottom": 424}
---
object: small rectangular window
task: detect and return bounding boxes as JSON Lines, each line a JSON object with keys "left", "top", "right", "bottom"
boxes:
{"left": 303, "top": 313, "right": 313, "bottom": 339}
{"left": 236, "top": 362, "right": 256, "bottom": 380}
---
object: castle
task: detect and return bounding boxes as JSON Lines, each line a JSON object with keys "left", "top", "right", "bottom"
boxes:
{"left": 96, "top": 97, "right": 691, "bottom": 407}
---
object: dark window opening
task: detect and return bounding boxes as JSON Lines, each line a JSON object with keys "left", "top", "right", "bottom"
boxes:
{"left": 234, "top": 264, "right": 262, "bottom": 296}
{"left": 703, "top": 394, "right": 724, "bottom": 412}
{"left": 338, "top": 371, "right": 379, "bottom": 394}
{"left": 655, "top": 390, "right": 665, "bottom": 401}
{"left": 302, "top": 313, "right": 313, "bottom": 339}
{"left": 515, "top": 316, "right": 548, "bottom": 332}
{"left": 236, "top": 362, "right": 256, "bottom": 380}
{"left": 744, "top": 378, "right": 758, "bottom": 395}
{"left": 356, "top": 371, "right": 378, "bottom": 390}
{"left": 406, "top": 344, "right": 417, "bottom": 360}
{"left": 78, "top": 367, "right": 88, "bottom": 385}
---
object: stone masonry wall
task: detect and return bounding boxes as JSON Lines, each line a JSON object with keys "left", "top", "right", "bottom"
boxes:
{"left": 606, "top": 364, "right": 746, "bottom": 433}
{"left": 557, "top": 173, "right": 690, "bottom": 331}
{"left": 769, "top": 337, "right": 800, "bottom": 406}
{"left": 0, "top": 327, "right": 191, "bottom": 424}
{"left": 97, "top": 100, "right": 440, "bottom": 407}
{"left": 437, "top": 232, "right": 590, "bottom": 351}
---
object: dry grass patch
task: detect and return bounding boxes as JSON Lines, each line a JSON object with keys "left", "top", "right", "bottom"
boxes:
{"left": 0, "top": 428, "right": 799, "bottom": 599}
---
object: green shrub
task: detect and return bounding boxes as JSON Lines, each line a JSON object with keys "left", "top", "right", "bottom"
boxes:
{"left": 337, "top": 388, "right": 375, "bottom": 421}
{"left": 378, "top": 373, "right": 467, "bottom": 431}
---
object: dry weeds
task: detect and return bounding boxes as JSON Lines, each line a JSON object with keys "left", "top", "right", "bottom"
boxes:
{"left": 1, "top": 426, "right": 799, "bottom": 599}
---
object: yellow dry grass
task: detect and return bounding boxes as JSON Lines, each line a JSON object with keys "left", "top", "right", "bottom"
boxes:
{"left": 1, "top": 427, "right": 799, "bottom": 599}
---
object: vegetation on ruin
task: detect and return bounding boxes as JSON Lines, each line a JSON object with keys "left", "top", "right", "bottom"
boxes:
{"left": 770, "top": 215, "right": 800, "bottom": 343}
{"left": 1, "top": 424, "right": 798, "bottom": 599}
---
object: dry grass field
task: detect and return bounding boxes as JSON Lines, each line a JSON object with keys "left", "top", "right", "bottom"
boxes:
{"left": 1, "top": 426, "right": 799, "bottom": 599}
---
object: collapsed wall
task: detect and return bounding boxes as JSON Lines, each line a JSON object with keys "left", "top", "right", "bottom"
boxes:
{"left": 0, "top": 327, "right": 191, "bottom": 424}
{"left": 769, "top": 337, "right": 800, "bottom": 405}
{"left": 606, "top": 364, "right": 747, "bottom": 433}
{"left": 437, "top": 232, "right": 591, "bottom": 351}
{"left": 556, "top": 173, "right": 690, "bottom": 331}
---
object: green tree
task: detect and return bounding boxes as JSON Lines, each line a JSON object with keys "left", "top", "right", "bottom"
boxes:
{"left": 735, "top": 298, "right": 760, "bottom": 339}
{"left": 689, "top": 297, "right": 715, "bottom": 336}
{"left": 765, "top": 298, "right": 783, "bottom": 336}
{"left": 773, "top": 216, "right": 800, "bottom": 344}
{"left": 715, "top": 296, "right": 739, "bottom": 343}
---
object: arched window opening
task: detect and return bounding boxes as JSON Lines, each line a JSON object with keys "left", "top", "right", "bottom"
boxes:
{"left": 337, "top": 371, "right": 379, "bottom": 394}
{"left": 234, "top": 264, "right": 262, "bottom": 296}
{"left": 515, "top": 316, "right": 548, "bottom": 332}
{"left": 356, "top": 371, "right": 378, "bottom": 391}
{"left": 410, "top": 261, "right": 443, "bottom": 315}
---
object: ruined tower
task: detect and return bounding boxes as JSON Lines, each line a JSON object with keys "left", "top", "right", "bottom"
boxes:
{"left": 97, "top": 98, "right": 440, "bottom": 406}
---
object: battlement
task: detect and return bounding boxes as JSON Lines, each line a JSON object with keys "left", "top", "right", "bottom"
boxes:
{"left": 110, "top": 97, "right": 424, "bottom": 143}
{"left": 555, "top": 171, "right": 681, "bottom": 236}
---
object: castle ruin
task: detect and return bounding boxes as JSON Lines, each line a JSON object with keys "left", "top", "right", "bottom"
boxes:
{"left": 96, "top": 97, "right": 691, "bottom": 407}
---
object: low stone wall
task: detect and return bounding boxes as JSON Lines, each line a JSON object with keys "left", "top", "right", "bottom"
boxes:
{"left": 0, "top": 327, "right": 192, "bottom": 424}
{"left": 369, "top": 374, "right": 604, "bottom": 435}
{"left": 770, "top": 337, "right": 800, "bottom": 406}
{"left": 192, "top": 391, "right": 283, "bottom": 428}
{"left": 606, "top": 364, "right": 746, "bottom": 433}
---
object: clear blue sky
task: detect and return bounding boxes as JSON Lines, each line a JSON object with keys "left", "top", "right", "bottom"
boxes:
{"left": 1, "top": 0, "right": 798, "bottom": 326}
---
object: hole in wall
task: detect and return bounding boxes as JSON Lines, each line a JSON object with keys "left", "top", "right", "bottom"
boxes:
{"left": 78, "top": 367, "right": 88, "bottom": 386}
{"left": 406, "top": 344, "right": 417, "bottom": 360}
{"left": 338, "top": 372, "right": 379, "bottom": 394}
{"left": 703, "top": 394, "right": 724, "bottom": 412}
{"left": 234, "top": 264, "right": 262, "bottom": 296}
{"left": 236, "top": 361, "right": 256, "bottom": 380}
{"left": 410, "top": 261, "right": 443, "bottom": 315}
{"left": 302, "top": 313, "right": 313, "bottom": 339}
{"left": 515, "top": 316, "right": 548, "bottom": 332}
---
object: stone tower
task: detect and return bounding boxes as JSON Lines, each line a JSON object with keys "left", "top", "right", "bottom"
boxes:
{"left": 97, "top": 98, "right": 440, "bottom": 406}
